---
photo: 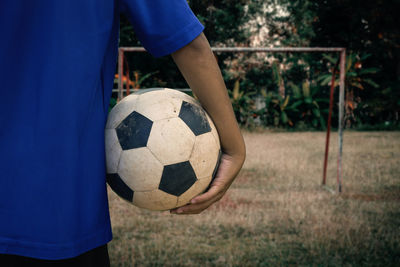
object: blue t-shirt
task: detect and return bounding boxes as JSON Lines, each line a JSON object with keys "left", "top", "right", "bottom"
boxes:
{"left": 0, "top": 0, "right": 204, "bottom": 260}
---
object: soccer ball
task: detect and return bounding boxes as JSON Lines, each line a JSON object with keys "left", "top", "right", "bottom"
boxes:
{"left": 105, "top": 88, "right": 221, "bottom": 211}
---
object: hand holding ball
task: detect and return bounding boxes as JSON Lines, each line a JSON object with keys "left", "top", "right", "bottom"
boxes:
{"left": 105, "top": 88, "right": 221, "bottom": 211}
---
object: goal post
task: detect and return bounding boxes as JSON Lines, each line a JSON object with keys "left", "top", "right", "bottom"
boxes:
{"left": 117, "top": 46, "right": 346, "bottom": 193}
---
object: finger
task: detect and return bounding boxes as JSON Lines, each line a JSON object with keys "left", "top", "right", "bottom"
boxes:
{"left": 170, "top": 202, "right": 205, "bottom": 214}
{"left": 170, "top": 200, "right": 210, "bottom": 214}
{"left": 173, "top": 203, "right": 210, "bottom": 215}
{"left": 169, "top": 183, "right": 221, "bottom": 214}
{"left": 172, "top": 191, "right": 224, "bottom": 214}
{"left": 190, "top": 184, "right": 223, "bottom": 204}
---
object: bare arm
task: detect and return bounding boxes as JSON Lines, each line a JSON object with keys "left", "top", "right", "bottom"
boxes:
{"left": 170, "top": 32, "right": 246, "bottom": 214}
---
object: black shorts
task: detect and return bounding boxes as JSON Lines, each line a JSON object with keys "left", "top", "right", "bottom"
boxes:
{"left": 0, "top": 244, "right": 110, "bottom": 267}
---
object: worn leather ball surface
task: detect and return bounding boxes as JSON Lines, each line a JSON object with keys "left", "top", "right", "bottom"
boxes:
{"left": 105, "top": 88, "right": 221, "bottom": 211}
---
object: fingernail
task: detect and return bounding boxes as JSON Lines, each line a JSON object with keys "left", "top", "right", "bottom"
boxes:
{"left": 191, "top": 199, "right": 196, "bottom": 204}
{"left": 177, "top": 209, "right": 183, "bottom": 214}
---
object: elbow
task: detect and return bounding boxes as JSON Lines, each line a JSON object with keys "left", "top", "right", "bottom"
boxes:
{"left": 172, "top": 33, "right": 213, "bottom": 64}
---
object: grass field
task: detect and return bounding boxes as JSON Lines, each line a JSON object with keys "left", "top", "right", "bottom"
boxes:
{"left": 107, "top": 131, "right": 400, "bottom": 266}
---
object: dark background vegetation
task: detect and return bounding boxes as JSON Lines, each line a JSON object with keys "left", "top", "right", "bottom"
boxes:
{"left": 117, "top": 0, "right": 400, "bottom": 130}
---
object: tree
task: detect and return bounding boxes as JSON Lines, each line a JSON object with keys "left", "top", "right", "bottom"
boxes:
{"left": 309, "top": 0, "right": 400, "bottom": 126}
{"left": 118, "top": 1, "right": 264, "bottom": 91}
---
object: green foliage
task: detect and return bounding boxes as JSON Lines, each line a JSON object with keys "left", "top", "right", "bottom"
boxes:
{"left": 309, "top": 0, "right": 400, "bottom": 126}
{"left": 189, "top": 0, "right": 263, "bottom": 46}
{"left": 228, "top": 79, "right": 256, "bottom": 128}
{"left": 258, "top": 90, "right": 293, "bottom": 127}
{"left": 267, "top": 0, "right": 316, "bottom": 47}
{"left": 287, "top": 81, "right": 328, "bottom": 130}
{"left": 117, "top": 0, "right": 398, "bottom": 130}
{"left": 118, "top": 1, "right": 265, "bottom": 99}
{"left": 317, "top": 52, "right": 380, "bottom": 127}
{"left": 108, "top": 97, "right": 117, "bottom": 112}
{"left": 355, "top": 83, "right": 400, "bottom": 128}
{"left": 317, "top": 53, "right": 379, "bottom": 90}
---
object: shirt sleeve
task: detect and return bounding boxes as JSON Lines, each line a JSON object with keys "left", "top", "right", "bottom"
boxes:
{"left": 119, "top": 0, "right": 205, "bottom": 57}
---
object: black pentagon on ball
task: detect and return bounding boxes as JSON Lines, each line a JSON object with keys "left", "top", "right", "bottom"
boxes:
{"left": 178, "top": 101, "right": 211, "bottom": 136}
{"left": 116, "top": 111, "right": 153, "bottom": 150}
{"left": 106, "top": 173, "right": 134, "bottom": 202}
{"left": 159, "top": 161, "right": 197, "bottom": 196}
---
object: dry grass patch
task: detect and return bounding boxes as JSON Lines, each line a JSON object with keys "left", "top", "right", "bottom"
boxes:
{"left": 108, "top": 131, "right": 400, "bottom": 266}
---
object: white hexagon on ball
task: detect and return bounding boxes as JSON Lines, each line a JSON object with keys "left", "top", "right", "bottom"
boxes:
{"left": 133, "top": 190, "right": 178, "bottom": 211}
{"left": 118, "top": 147, "right": 164, "bottom": 192}
{"left": 105, "top": 129, "right": 122, "bottom": 173}
{"left": 189, "top": 132, "right": 220, "bottom": 179}
{"left": 205, "top": 111, "right": 220, "bottom": 147}
{"left": 147, "top": 117, "right": 195, "bottom": 165}
{"left": 135, "top": 89, "right": 182, "bottom": 122}
{"left": 164, "top": 88, "right": 199, "bottom": 106}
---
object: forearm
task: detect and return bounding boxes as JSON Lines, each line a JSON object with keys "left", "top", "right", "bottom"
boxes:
{"left": 171, "top": 33, "right": 246, "bottom": 159}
